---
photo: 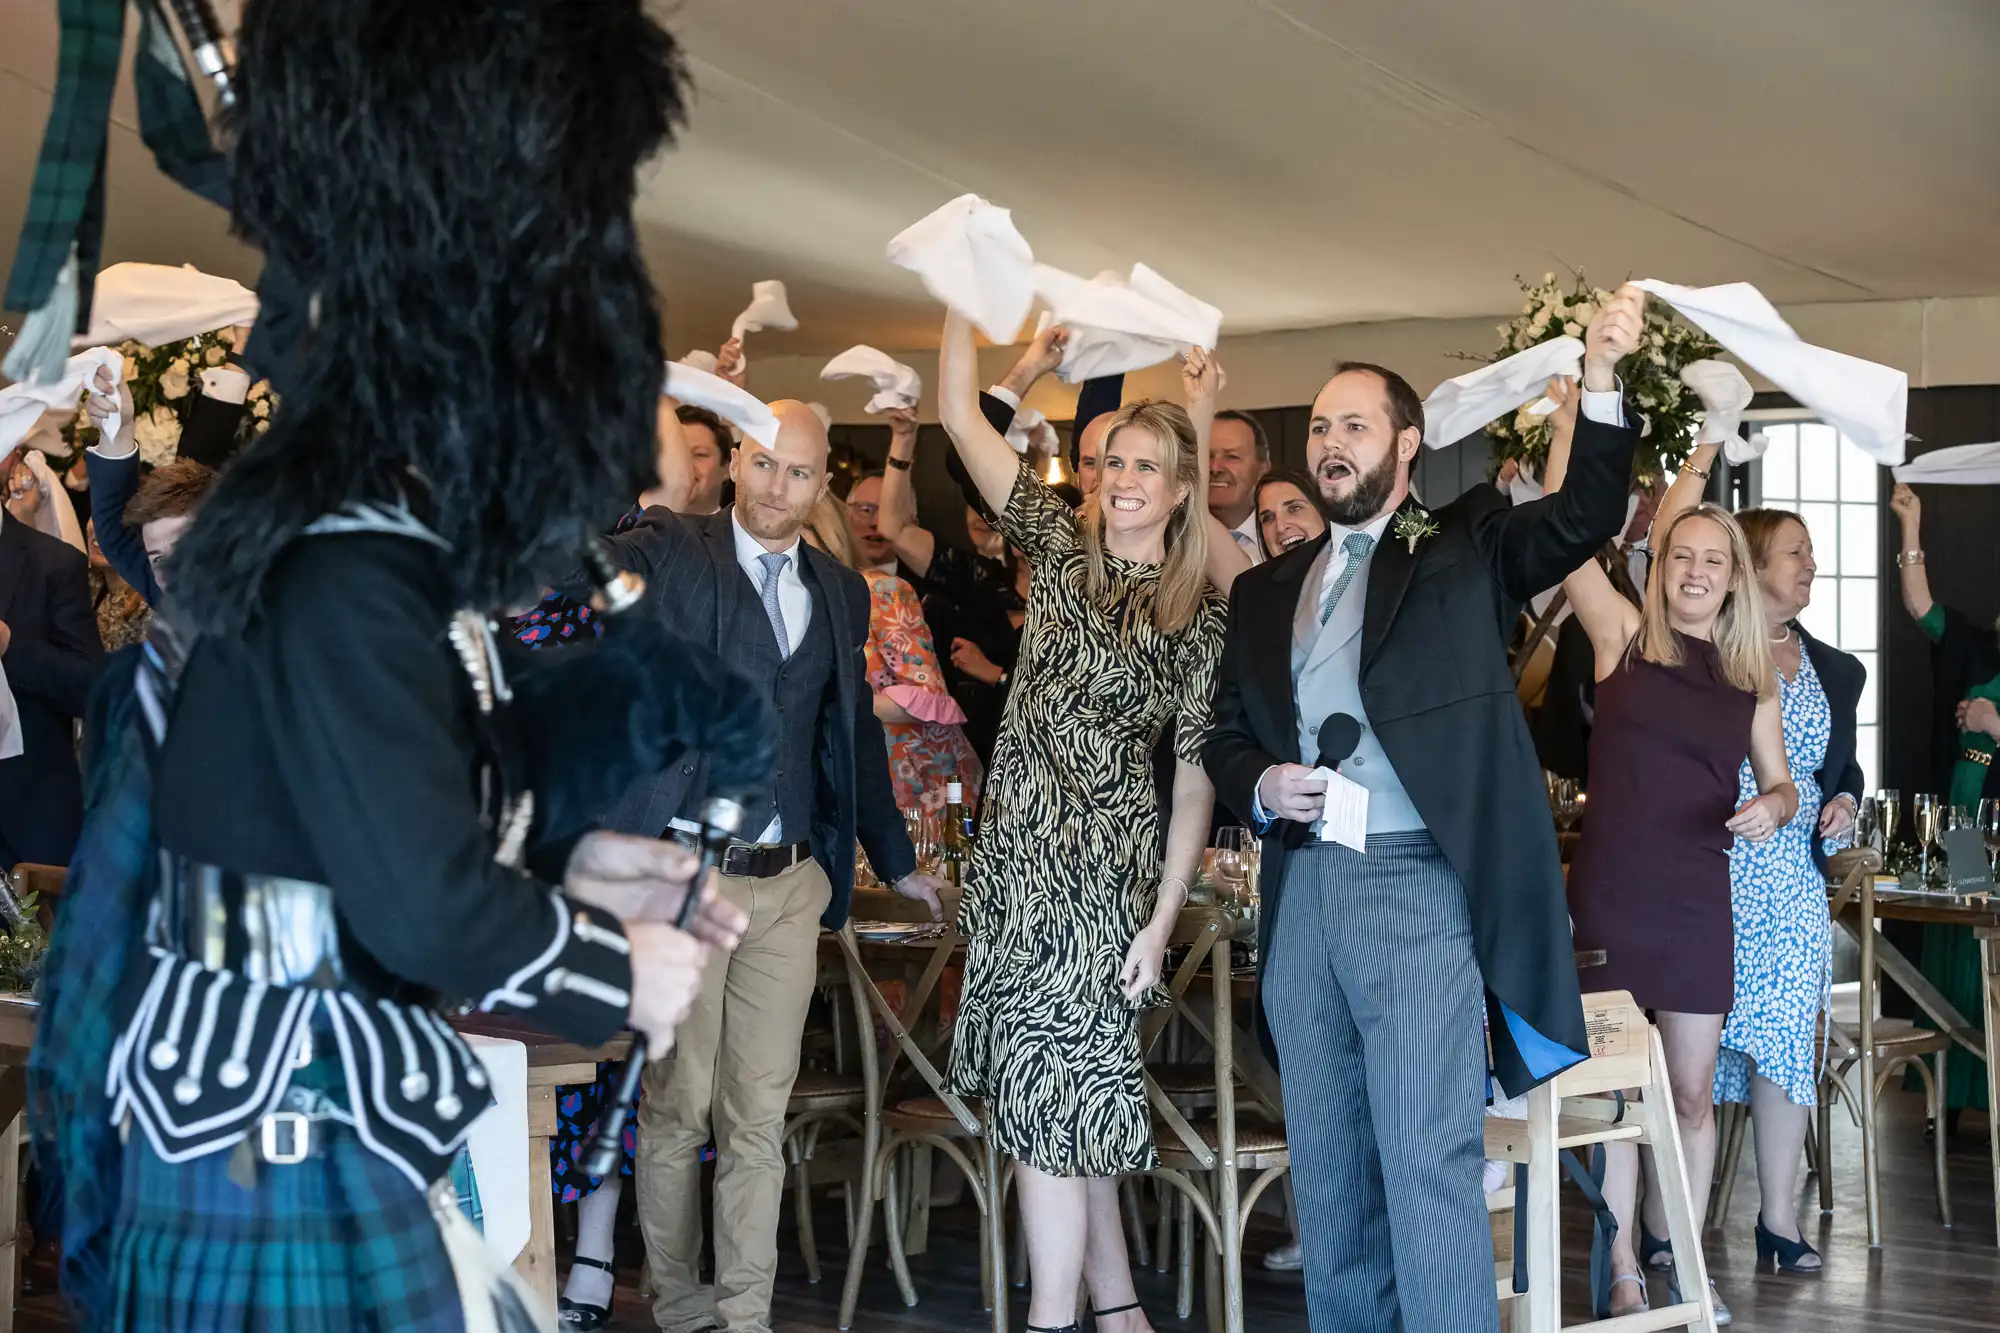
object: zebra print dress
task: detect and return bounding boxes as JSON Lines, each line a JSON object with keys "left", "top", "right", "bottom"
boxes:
{"left": 948, "top": 464, "right": 1226, "bottom": 1178}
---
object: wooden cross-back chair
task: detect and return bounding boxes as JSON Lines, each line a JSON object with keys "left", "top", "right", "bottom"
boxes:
{"left": 780, "top": 933, "right": 882, "bottom": 1286}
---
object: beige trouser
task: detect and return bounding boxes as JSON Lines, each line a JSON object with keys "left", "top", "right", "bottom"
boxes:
{"left": 637, "top": 855, "right": 831, "bottom": 1333}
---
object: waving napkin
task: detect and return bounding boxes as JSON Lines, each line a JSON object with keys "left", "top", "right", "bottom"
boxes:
{"left": 730, "top": 280, "right": 797, "bottom": 342}
{"left": 663, "top": 362, "right": 779, "bottom": 448}
{"left": 1634, "top": 280, "right": 1907, "bottom": 466}
{"left": 1893, "top": 442, "right": 2000, "bottom": 486}
{"left": 888, "top": 194, "right": 1036, "bottom": 343}
{"left": 820, "top": 345, "right": 922, "bottom": 414}
{"left": 80, "top": 263, "right": 258, "bottom": 348}
{"left": 1676, "top": 359, "right": 1770, "bottom": 464}
{"left": 678, "top": 349, "right": 720, "bottom": 374}
{"left": 0, "top": 346, "right": 125, "bottom": 457}
{"left": 1422, "top": 337, "right": 1583, "bottom": 448}
{"left": 1032, "top": 263, "right": 1222, "bottom": 383}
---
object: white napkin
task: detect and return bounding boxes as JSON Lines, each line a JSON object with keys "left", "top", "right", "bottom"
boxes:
{"left": 459, "top": 1035, "right": 530, "bottom": 1266}
{"left": 1421, "top": 338, "right": 1583, "bottom": 448}
{"left": 820, "top": 345, "right": 922, "bottom": 414}
{"left": 0, "top": 346, "right": 125, "bottom": 456}
{"left": 730, "top": 280, "right": 797, "bottom": 342}
{"left": 1893, "top": 441, "right": 2000, "bottom": 485}
{"left": 678, "top": 349, "right": 720, "bottom": 374}
{"left": 886, "top": 194, "right": 1037, "bottom": 343}
{"left": 78, "top": 262, "right": 258, "bottom": 348}
{"left": 0, "top": 658, "right": 20, "bottom": 761}
{"left": 1005, "top": 405, "right": 1054, "bottom": 455}
{"left": 1031, "top": 263, "right": 1222, "bottom": 383}
{"left": 663, "top": 362, "right": 779, "bottom": 448}
{"left": 1505, "top": 459, "right": 1545, "bottom": 506}
{"left": 1633, "top": 280, "right": 1907, "bottom": 466}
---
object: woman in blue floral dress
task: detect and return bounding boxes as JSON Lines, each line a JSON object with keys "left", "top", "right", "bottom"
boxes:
{"left": 1712, "top": 509, "right": 1864, "bottom": 1279}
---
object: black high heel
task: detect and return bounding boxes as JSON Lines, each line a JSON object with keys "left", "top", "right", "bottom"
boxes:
{"left": 556, "top": 1255, "right": 615, "bottom": 1329}
{"left": 1755, "top": 1217, "right": 1822, "bottom": 1273}
{"left": 1639, "top": 1225, "right": 1673, "bottom": 1270}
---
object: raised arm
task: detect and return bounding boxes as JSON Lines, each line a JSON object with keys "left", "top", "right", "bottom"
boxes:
{"left": 1182, "top": 348, "right": 1251, "bottom": 594}
{"left": 1889, "top": 483, "right": 1934, "bottom": 623}
{"left": 638, "top": 396, "right": 694, "bottom": 513}
{"left": 1727, "top": 691, "right": 1800, "bottom": 843}
{"left": 82, "top": 364, "right": 163, "bottom": 604}
{"left": 877, "top": 407, "right": 938, "bottom": 576}
{"left": 938, "top": 308, "right": 1030, "bottom": 518}
{"left": 1535, "top": 376, "right": 1581, "bottom": 493}
{"left": 1470, "top": 285, "right": 1645, "bottom": 607}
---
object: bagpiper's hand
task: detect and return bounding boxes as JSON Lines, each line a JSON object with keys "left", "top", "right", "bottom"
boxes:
{"left": 563, "top": 831, "right": 744, "bottom": 948}
{"left": 624, "top": 923, "right": 712, "bottom": 1053}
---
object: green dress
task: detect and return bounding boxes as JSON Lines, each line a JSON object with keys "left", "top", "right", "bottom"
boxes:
{"left": 1915, "top": 604, "right": 2000, "bottom": 1110}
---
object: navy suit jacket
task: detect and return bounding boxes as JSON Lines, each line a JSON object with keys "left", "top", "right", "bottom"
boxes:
{"left": 0, "top": 515, "right": 103, "bottom": 867}
{"left": 594, "top": 508, "right": 916, "bottom": 928}
{"left": 85, "top": 450, "right": 162, "bottom": 606}
{"left": 1797, "top": 624, "right": 1866, "bottom": 872}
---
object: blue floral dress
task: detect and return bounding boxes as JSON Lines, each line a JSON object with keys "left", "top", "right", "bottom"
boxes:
{"left": 1715, "top": 647, "right": 1834, "bottom": 1107}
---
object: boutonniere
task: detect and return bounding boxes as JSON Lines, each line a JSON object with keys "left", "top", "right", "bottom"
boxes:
{"left": 1391, "top": 506, "right": 1440, "bottom": 554}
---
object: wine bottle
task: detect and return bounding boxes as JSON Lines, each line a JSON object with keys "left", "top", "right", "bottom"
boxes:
{"left": 942, "top": 782, "right": 972, "bottom": 887}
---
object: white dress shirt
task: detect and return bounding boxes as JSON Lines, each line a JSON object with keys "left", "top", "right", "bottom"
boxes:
{"left": 1229, "top": 510, "right": 1266, "bottom": 564}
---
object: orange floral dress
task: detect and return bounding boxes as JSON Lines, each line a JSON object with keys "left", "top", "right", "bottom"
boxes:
{"left": 863, "top": 569, "right": 983, "bottom": 810}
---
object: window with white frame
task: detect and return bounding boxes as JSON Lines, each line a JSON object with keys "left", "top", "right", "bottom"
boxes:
{"left": 1749, "top": 419, "right": 1880, "bottom": 786}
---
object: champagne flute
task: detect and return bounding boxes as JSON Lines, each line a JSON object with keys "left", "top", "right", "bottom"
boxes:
{"left": 1854, "top": 797, "right": 1880, "bottom": 855}
{"left": 1876, "top": 789, "right": 1901, "bottom": 852}
{"left": 1979, "top": 798, "right": 2000, "bottom": 876}
{"left": 1213, "top": 827, "right": 1252, "bottom": 915}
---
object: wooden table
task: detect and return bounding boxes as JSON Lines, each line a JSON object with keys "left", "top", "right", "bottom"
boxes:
{"left": 0, "top": 996, "right": 623, "bottom": 1330}
{"left": 1831, "top": 884, "right": 2000, "bottom": 1243}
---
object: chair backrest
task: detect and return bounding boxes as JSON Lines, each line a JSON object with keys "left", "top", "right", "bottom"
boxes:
{"left": 1137, "top": 906, "right": 1237, "bottom": 1170}
{"left": 1553, "top": 990, "right": 1653, "bottom": 1098}
{"left": 7, "top": 864, "right": 64, "bottom": 931}
{"left": 836, "top": 885, "right": 978, "bottom": 1133}
{"left": 1826, "top": 846, "right": 1883, "bottom": 921}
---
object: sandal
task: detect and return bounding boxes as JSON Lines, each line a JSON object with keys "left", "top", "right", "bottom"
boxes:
{"left": 1609, "top": 1272, "right": 1650, "bottom": 1315}
{"left": 556, "top": 1256, "right": 615, "bottom": 1329}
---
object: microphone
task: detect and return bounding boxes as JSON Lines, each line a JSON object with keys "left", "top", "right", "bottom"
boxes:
{"left": 1315, "top": 712, "right": 1363, "bottom": 772}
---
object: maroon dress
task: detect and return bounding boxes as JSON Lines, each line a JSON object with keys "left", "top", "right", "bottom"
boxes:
{"left": 1568, "top": 634, "right": 1758, "bottom": 1014}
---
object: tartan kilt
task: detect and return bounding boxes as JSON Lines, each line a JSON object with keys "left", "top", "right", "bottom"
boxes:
{"left": 108, "top": 1121, "right": 466, "bottom": 1333}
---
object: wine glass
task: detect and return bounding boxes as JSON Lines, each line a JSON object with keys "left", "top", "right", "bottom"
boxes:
{"left": 1854, "top": 797, "right": 1880, "bottom": 854}
{"left": 1213, "top": 827, "right": 1253, "bottom": 914}
{"left": 1914, "top": 793, "right": 1941, "bottom": 848}
{"left": 1549, "top": 779, "right": 1584, "bottom": 834}
{"left": 1875, "top": 789, "right": 1902, "bottom": 851}
{"left": 1979, "top": 798, "right": 2000, "bottom": 876}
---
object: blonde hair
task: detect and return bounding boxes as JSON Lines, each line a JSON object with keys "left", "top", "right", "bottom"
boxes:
{"left": 804, "top": 492, "right": 861, "bottom": 570}
{"left": 1079, "top": 400, "right": 1210, "bottom": 633}
{"left": 1635, "top": 503, "right": 1774, "bottom": 698}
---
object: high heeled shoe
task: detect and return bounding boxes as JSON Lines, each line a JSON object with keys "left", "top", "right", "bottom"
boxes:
{"left": 1755, "top": 1217, "right": 1823, "bottom": 1273}
{"left": 1667, "top": 1269, "right": 1731, "bottom": 1326}
{"left": 1639, "top": 1225, "right": 1674, "bottom": 1270}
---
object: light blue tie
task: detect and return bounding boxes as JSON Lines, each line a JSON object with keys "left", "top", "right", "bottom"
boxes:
{"left": 1318, "top": 531, "right": 1375, "bottom": 626}
{"left": 757, "top": 551, "right": 791, "bottom": 656}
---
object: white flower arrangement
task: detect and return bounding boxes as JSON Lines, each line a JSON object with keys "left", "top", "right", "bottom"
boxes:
{"left": 1480, "top": 272, "right": 1718, "bottom": 484}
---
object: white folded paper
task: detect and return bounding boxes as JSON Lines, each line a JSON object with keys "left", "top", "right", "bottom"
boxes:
{"left": 1423, "top": 338, "right": 1583, "bottom": 448}
{"left": 0, "top": 346, "right": 125, "bottom": 457}
{"left": 1311, "top": 766, "right": 1369, "bottom": 852}
{"left": 1032, "top": 263, "right": 1222, "bottom": 383}
{"left": 820, "top": 345, "right": 922, "bottom": 414}
{"left": 460, "top": 1035, "right": 530, "bottom": 1266}
{"left": 78, "top": 262, "right": 258, "bottom": 348}
{"left": 887, "top": 194, "right": 1036, "bottom": 343}
{"left": 1634, "top": 280, "right": 1907, "bottom": 466}
{"left": 0, "top": 659, "right": 19, "bottom": 762}
{"left": 730, "top": 280, "right": 797, "bottom": 342}
{"left": 663, "top": 362, "right": 780, "bottom": 448}
{"left": 1892, "top": 441, "right": 2000, "bottom": 486}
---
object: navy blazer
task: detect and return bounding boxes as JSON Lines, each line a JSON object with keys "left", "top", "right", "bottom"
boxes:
{"left": 85, "top": 450, "right": 161, "bottom": 606}
{"left": 595, "top": 507, "right": 915, "bottom": 928}
{"left": 1796, "top": 623, "right": 1865, "bottom": 871}
{"left": 0, "top": 515, "right": 103, "bottom": 867}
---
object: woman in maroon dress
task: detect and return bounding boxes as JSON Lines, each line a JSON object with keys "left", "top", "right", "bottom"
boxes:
{"left": 1563, "top": 499, "right": 1795, "bottom": 1321}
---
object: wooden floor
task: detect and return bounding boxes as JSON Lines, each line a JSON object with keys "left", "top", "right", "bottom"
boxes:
{"left": 15, "top": 1090, "right": 1999, "bottom": 1330}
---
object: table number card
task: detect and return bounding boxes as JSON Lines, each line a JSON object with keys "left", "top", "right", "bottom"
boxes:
{"left": 1943, "top": 828, "right": 1996, "bottom": 896}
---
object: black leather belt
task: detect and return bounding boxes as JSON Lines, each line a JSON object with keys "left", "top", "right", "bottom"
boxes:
{"left": 673, "top": 831, "right": 811, "bottom": 880}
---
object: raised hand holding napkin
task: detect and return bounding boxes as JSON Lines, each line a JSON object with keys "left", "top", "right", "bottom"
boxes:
{"left": 887, "top": 194, "right": 1036, "bottom": 343}
{"left": 820, "top": 345, "right": 923, "bottom": 414}
{"left": 1032, "top": 262, "right": 1222, "bottom": 383}
{"left": 662, "top": 361, "right": 779, "bottom": 448}
{"left": 1422, "top": 337, "right": 1583, "bottom": 448}
{"left": 0, "top": 346, "right": 126, "bottom": 459}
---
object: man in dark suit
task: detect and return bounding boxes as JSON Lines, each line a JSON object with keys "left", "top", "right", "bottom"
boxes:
{"left": 600, "top": 398, "right": 944, "bottom": 1333}
{"left": 1202, "top": 287, "right": 1647, "bottom": 1330}
{"left": 0, "top": 451, "right": 103, "bottom": 869}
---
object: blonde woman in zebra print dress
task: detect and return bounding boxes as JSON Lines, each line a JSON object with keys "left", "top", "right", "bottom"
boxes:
{"left": 935, "top": 309, "right": 1244, "bottom": 1333}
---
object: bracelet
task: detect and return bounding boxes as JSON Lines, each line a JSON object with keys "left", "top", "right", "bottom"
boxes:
{"left": 886, "top": 455, "right": 913, "bottom": 472}
{"left": 1896, "top": 549, "right": 1924, "bottom": 567}
{"left": 1157, "top": 876, "right": 1189, "bottom": 900}
{"left": 1680, "top": 461, "right": 1710, "bottom": 480}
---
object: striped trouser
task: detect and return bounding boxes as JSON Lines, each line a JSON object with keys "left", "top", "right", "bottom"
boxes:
{"left": 1262, "top": 830, "right": 1496, "bottom": 1332}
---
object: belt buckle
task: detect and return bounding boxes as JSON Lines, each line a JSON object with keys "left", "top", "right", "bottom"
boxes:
{"left": 260, "top": 1111, "right": 310, "bottom": 1165}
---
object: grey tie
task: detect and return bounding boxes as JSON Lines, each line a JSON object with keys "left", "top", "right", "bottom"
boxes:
{"left": 1318, "top": 531, "right": 1375, "bottom": 626}
{"left": 757, "top": 551, "right": 791, "bottom": 656}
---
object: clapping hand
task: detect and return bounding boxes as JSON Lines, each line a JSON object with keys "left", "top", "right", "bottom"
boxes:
{"left": 1727, "top": 792, "right": 1787, "bottom": 843}
{"left": 1582, "top": 284, "right": 1645, "bottom": 393}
